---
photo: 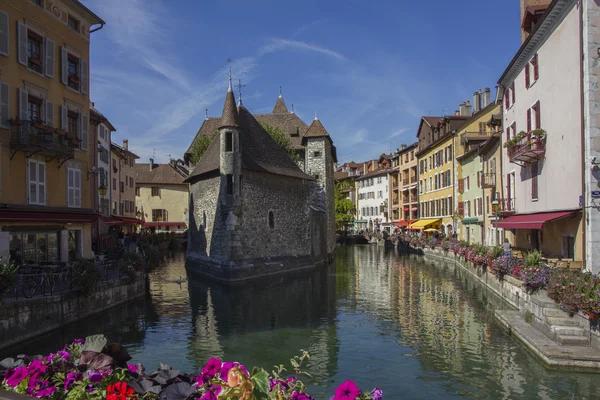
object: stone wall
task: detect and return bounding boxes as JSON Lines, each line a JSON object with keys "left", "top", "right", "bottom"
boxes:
{"left": 188, "top": 175, "right": 221, "bottom": 259}
{"left": 0, "top": 279, "right": 146, "bottom": 351}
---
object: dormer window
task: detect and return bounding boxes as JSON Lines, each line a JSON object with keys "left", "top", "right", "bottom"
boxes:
{"left": 225, "top": 131, "right": 233, "bottom": 152}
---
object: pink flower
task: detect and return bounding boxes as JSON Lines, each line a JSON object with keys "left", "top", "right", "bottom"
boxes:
{"left": 5, "top": 366, "right": 28, "bottom": 387}
{"left": 334, "top": 380, "right": 360, "bottom": 400}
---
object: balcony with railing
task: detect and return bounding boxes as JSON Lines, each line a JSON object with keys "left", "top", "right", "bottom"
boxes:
{"left": 506, "top": 130, "right": 546, "bottom": 163}
{"left": 10, "top": 120, "right": 77, "bottom": 163}
{"left": 460, "top": 130, "right": 493, "bottom": 144}
{"left": 495, "top": 198, "right": 516, "bottom": 214}
{"left": 482, "top": 173, "right": 496, "bottom": 188}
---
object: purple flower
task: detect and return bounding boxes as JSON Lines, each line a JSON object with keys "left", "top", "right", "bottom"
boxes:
{"left": 334, "top": 380, "right": 360, "bottom": 400}
{"left": 202, "top": 358, "right": 222, "bottom": 378}
{"left": 34, "top": 385, "right": 57, "bottom": 398}
{"left": 291, "top": 392, "right": 313, "bottom": 400}
{"left": 64, "top": 371, "right": 83, "bottom": 391}
{"left": 371, "top": 388, "right": 383, "bottom": 400}
{"left": 200, "top": 391, "right": 217, "bottom": 400}
{"left": 5, "top": 366, "right": 28, "bottom": 387}
{"left": 219, "top": 362, "right": 235, "bottom": 381}
{"left": 127, "top": 364, "right": 138, "bottom": 374}
{"left": 87, "top": 369, "right": 110, "bottom": 383}
{"left": 57, "top": 350, "right": 70, "bottom": 360}
{"left": 87, "top": 385, "right": 95, "bottom": 393}
{"left": 72, "top": 338, "right": 86, "bottom": 345}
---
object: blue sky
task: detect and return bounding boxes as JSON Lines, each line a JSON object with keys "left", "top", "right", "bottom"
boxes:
{"left": 84, "top": 0, "right": 520, "bottom": 165}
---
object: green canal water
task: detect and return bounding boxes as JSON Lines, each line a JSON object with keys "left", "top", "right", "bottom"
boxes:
{"left": 5, "top": 246, "right": 600, "bottom": 399}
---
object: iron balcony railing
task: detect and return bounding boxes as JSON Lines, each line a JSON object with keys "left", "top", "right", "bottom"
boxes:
{"left": 10, "top": 120, "right": 77, "bottom": 160}
{"left": 498, "top": 198, "right": 516, "bottom": 213}
{"left": 482, "top": 173, "right": 496, "bottom": 188}
{"left": 507, "top": 133, "right": 546, "bottom": 163}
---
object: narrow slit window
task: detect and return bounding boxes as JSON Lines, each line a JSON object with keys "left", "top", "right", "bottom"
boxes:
{"left": 226, "top": 174, "right": 233, "bottom": 195}
{"left": 225, "top": 131, "right": 233, "bottom": 152}
{"left": 268, "top": 211, "right": 275, "bottom": 229}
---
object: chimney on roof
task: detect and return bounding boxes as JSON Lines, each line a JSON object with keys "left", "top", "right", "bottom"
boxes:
{"left": 473, "top": 91, "right": 481, "bottom": 114}
{"left": 149, "top": 158, "right": 154, "bottom": 171}
{"left": 460, "top": 101, "right": 472, "bottom": 116}
{"left": 401, "top": 144, "right": 407, "bottom": 150}
{"left": 122, "top": 139, "right": 128, "bottom": 150}
{"left": 483, "top": 88, "right": 491, "bottom": 108}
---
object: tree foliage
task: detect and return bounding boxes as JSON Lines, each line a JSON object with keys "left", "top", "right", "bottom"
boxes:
{"left": 260, "top": 123, "right": 300, "bottom": 162}
{"left": 335, "top": 180, "right": 356, "bottom": 229}
{"left": 189, "top": 130, "right": 218, "bottom": 164}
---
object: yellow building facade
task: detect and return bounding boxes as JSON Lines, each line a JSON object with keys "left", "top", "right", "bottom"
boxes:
{"left": 414, "top": 113, "right": 469, "bottom": 235}
{"left": 0, "top": 0, "right": 104, "bottom": 263}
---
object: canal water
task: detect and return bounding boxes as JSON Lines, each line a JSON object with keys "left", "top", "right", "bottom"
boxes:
{"left": 4, "top": 246, "right": 600, "bottom": 399}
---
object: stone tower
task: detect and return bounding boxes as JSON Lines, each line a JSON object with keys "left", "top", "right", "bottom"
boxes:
{"left": 218, "top": 82, "right": 243, "bottom": 260}
{"left": 304, "top": 116, "right": 336, "bottom": 256}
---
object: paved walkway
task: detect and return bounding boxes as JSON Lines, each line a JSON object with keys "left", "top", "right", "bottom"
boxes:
{"left": 496, "top": 310, "right": 600, "bottom": 369}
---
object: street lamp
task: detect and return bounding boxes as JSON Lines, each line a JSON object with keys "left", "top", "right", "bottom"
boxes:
{"left": 492, "top": 199, "right": 500, "bottom": 246}
{"left": 98, "top": 184, "right": 108, "bottom": 196}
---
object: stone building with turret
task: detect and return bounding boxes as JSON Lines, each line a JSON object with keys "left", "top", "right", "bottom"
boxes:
{"left": 184, "top": 83, "right": 336, "bottom": 281}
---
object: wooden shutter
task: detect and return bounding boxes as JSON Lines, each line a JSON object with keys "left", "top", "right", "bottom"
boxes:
{"left": 477, "top": 171, "right": 481, "bottom": 187}
{"left": 61, "top": 47, "right": 68, "bottom": 85}
{"left": 45, "top": 100, "right": 53, "bottom": 127}
{"left": 45, "top": 37, "right": 55, "bottom": 78}
{"left": 38, "top": 161, "right": 45, "bottom": 205}
{"left": 18, "top": 88, "right": 28, "bottom": 120}
{"left": 535, "top": 100, "right": 541, "bottom": 129}
{"left": 80, "top": 59, "right": 88, "bottom": 94}
{"left": 28, "top": 160, "right": 37, "bottom": 204}
{"left": 532, "top": 162, "right": 538, "bottom": 200}
{"left": 504, "top": 89, "right": 509, "bottom": 109}
{"left": 466, "top": 176, "right": 470, "bottom": 190}
{"left": 478, "top": 198, "right": 483, "bottom": 216}
{"left": 0, "top": 81, "right": 9, "bottom": 128}
{"left": 458, "top": 178, "right": 464, "bottom": 193}
{"left": 533, "top": 53, "right": 539, "bottom": 80}
{"left": 17, "top": 21, "right": 27, "bottom": 66}
{"left": 61, "top": 105, "right": 67, "bottom": 130}
{"left": 526, "top": 108, "right": 531, "bottom": 132}
{"left": 525, "top": 63, "right": 530, "bottom": 88}
{"left": 458, "top": 201, "right": 464, "bottom": 217}
{"left": 68, "top": 168, "right": 74, "bottom": 206}
{"left": 80, "top": 113, "right": 88, "bottom": 150}
{"left": 511, "top": 82, "right": 515, "bottom": 103}
{"left": 507, "top": 174, "right": 512, "bottom": 205}
{"left": 0, "top": 11, "right": 8, "bottom": 56}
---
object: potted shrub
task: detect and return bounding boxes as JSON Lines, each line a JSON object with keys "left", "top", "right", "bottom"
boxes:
{"left": 71, "top": 258, "right": 101, "bottom": 296}
{"left": 0, "top": 259, "right": 19, "bottom": 301}
{"left": 118, "top": 252, "right": 144, "bottom": 283}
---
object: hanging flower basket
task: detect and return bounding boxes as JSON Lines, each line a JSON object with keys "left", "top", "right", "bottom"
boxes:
{"left": 9, "top": 118, "right": 23, "bottom": 127}
{"left": 68, "top": 74, "right": 80, "bottom": 84}
{"left": 55, "top": 128, "right": 67, "bottom": 136}
{"left": 67, "top": 132, "right": 77, "bottom": 139}
{"left": 33, "top": 120, "right": 46, "bottom": 130}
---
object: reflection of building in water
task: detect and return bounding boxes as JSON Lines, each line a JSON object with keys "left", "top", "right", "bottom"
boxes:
{"left": 186, "top": 267, "right": 338, "bottom": 376}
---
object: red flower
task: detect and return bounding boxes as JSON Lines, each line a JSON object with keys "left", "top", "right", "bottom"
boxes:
{"left": 107, "top": 382, "right": 136, "bottom": 400}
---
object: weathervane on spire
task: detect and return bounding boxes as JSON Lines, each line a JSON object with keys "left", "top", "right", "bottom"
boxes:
{"left": 291, "top": 104, "right": 295, "bottom": 114}
{"left": 314, "top": 110, "right": 318, "bottom": 120}
{"left": 236, "top": 79, "right": 246, "bottom": 106}
{"left": 205, "top": 108, "right": 208, "bottom": 120}
{"left": 227, "top": 57, "right": 232, "bottom": 92}
{"left": 279, "top": 86, "right": 282, "bottom": 98}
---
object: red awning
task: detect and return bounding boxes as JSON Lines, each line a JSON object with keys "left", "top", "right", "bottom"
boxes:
{"left": 143, "top": 222, "right": 185, "bottom": 227}
{"left": 396, "top": 220, "right": 416, "bottom": 227}
{"left": 494, "top": 211, "right": 575, "bottom": 230}
{"left": 119, "top": 217, "right": 143, "bottom": 224}
{"left": 102, "top": 217, "right": 122, "bottom": 225}
{"left": 0, "top": 209, "right": 98, "bottom": 223}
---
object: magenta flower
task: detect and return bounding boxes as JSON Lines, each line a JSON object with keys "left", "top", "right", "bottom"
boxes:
{"left": 57, "top": 350, "right": 70, "bottom": 359}
{"left": 202, "top": 357, "right": 222, "bottom": 378}
{"left": 87, "top": 369, "right": 111, "bottom": 383}
{"left": 371, "top": 388, "right": 383, "bottom": 400}
{"left": 34, "top": 385, "right": 57, "bottom": 398}
{"left": 127, "top": 364, "right": 138, "bottom": 374}
{"left": 334, "top": 380, "right": 360, "bottom": 400}
{"left": 71, "top": 338, "right": 86, "bottom": 345}
{"left": 200, "top": 390, "right": 217, "bottom": 400}
{"left": 5, "top": 366, "right": 28, "bottom": 387}
{"left": 64, "top": 371, "right": 83, "bottom": 391}
{"left": 291, "top": 391, "right": 313, "bottom": 400}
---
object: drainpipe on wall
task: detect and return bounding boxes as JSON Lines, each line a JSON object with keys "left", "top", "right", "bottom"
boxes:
{"left": 579, "top": 1, "right": 587, "bottom": 270}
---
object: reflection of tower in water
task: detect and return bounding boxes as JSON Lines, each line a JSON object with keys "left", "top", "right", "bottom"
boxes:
{"left": 191, "top": 288, "right": 223, "bottom": 359}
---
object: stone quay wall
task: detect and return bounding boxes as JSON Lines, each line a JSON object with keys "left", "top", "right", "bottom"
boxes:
{"left": 421, "top": 247, "right": 600, "bottom": 352}
{"left": 0, "top": 279, "right": 146, "bottom": 351}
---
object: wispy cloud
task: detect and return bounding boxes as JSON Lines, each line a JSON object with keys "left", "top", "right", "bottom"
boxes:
{"left": 259, "top": 38, "right": 349, "bottom": 62}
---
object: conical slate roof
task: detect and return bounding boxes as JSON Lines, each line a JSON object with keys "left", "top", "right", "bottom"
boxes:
{"left": 272, "top": 96, "right": 289, "bottom": 114}
{"left": 220, "top": 90, "right": 240, "bottom": 129}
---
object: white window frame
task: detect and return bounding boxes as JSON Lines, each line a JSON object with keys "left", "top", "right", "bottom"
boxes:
{"left": 28, "top": 159, "right": 46, "bottom": 205}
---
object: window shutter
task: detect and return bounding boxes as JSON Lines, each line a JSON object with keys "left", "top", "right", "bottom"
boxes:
{"left": 45, "top": 100, "right": 53, "bottom": 127}
{"left": 75, "top": 169, "right": 81, "bottom": 207}
{"left": 532, "top": 162, "right": 539, "bottom": 200}
{"left": 458, "top": 201, "right": 464, "bottom": 217}
{"left": 535, "top": 100, "right": 541, "bottom": 129}
{"left": 504, "top": 89, "right": 509, "bottom": 109}
{"left": 80, "top": 59, "right": 88, "bottom": 94}
{"left": 533, "top": 53, "right": 539, "bottom": 80}
{"left": 28, "top": 160, "right": 37, "bottom": 204}
{"left": 0, "top": 11, "right": 9, "bottom": 57}
{"left": 458, "top": 178, "right": 464, "bottom": 193}
{"left": 68, "top": 169, "right": 74, "bottom": 207}
{"left": 466, "top": 176, "right": 469, "bottom": 190}
{"left": 525, "top": 63, "right": 530, "bottom": 88}
{"left": 38, "top": 162, "right": 45, "bottom": 205}
{"left": 0, "top": 81, "right": 9, "bottom": 128}
{"left": 511, "top": 82, "right": 515, "bottom": 103}
{"left": 507, "top": 174, "right": 512, "bottom": 203}
{"left": 526, "top": 108, "right": 531, "bottom": 132}
{"left": 45, "top": 37, "right": 55, "bottom": 78}
{"left": 61, "top": 47, "right": 68, "bottom": 85}
{"left": 61, "top": 105, "right": 67, "bottom": 130}
{"left": 17, "top": 21, "right": 27, "bottom": 66}
{"left": 18, "top": 88, "right": 28, "bottom": 120}
{"left": 477, "top": 171, "right": 481, "bottom": 187}
{"left": 80, "top": 113, "right": 88, "bottom": 150}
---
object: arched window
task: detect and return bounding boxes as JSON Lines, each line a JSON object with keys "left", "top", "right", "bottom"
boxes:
{"left": 268, "top": 211, "right": 275, "bottom": 229}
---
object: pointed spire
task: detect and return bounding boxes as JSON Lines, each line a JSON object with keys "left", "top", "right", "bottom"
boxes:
{"left": 314, "top": 110, "right": 318, "bottom": 120}
{"left": 291, "top": 104, "right": 295, "bottom": 114}
{"left": 227, "top": 57, "right": 232, "bottom": 92}
{"left": 272, "top": 90, "right": 288, "bottom": 114}
{"left": 305, "top": 117, "right": 330, "bottom": 138}
{"left": 279, "top": 86, "right": 282, "bottom": 98}
{"left": 205, "top": 108, "right": 208, "bottom": 120}
{"left": 236, "top": 79, "right": 245, "bottom": 107}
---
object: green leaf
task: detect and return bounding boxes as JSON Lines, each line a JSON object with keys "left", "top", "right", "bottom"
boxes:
{"left": 251, "top": 368, "right": 270, "bottom": 396}
{"left": 81, "top": 334, "right": 107, "bottom": 353}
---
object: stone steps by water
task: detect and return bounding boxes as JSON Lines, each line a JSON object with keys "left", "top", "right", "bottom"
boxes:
{"left": 530, "top": 295, "right": 592, "bottom": 347}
